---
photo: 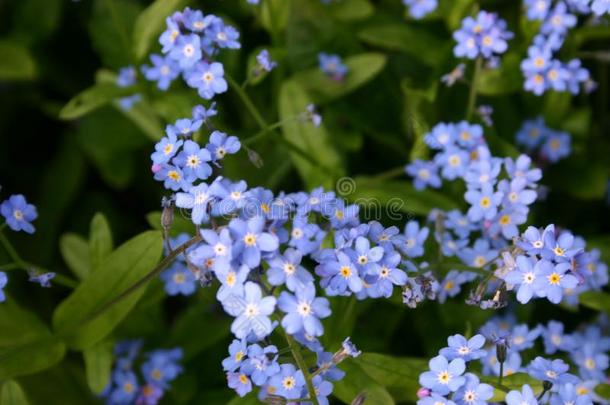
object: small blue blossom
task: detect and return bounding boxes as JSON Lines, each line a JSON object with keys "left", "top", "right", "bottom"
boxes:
{"left": 510, "top": 324, "right": 542, "bottom": 351}
{"left": 543, "top": 320, "right": 575, "bottom": 354}
{"left": 0, "top": 272, "right": 6, "bottom": 302}
{"left": 141, "top": 54, "right": 180, "bottom": 90}
{"left": 406, "top": 160, "right": 442, "bottom": 190}
{"left": 453, "top": 11, "right": 513, "bottom": 60}
{"left": 1, "top": 194, "right": 37, "bottom": 234}
{"left": 440, "top": 334, "right": 487, "bottom": 362}
{"left": 268, "top": 364, "right": 306, "bottom": 400}
{"left": 369, "top": 251, "right": 408, "bottom": 298}
{"left": 316, "top": 251, "right": 363, "bottom": 295}
{"left": 110, "top": 371, "right": 139, "bottom": 404}
{"left": 541, "top": 3, "right": 577, "bottom": 35}
{"left": 169, "top": 34, "right": 202, "bottom": 69}
{"left": 256, "top": 49, "right": 277, "bottom": 72}
{"left": 209, "top": 22, "right": 241, "bottom": 49}
{"left": 141, "top": 348, "right": 183, "bottom": 388}
{"left": 173, "top": 140, "right": 212, "bottom": 181}
{"left": 224, "top": 282, "right": 276, "bottom": 339}
{"left": 419, "top": 355, "right": 466, "bottom": 395}
{"left": 397, "top": 221, "right": 429, "bottom": 258}
{"left": 438, "top": 270, "right": 477, "bottom": 303}
{"left": 527, "top": 357, "right": 579, "bottom": 384}
{"left": 227, "top": 372, "right": 252, "bottom": 397}
{"left": 215, "top": 264, "right": 249, "bottom": 301}
{"left": 453, "top": 373, "right": 494, "bottom": 405}
{"left": 160, "top": 263, "right": 197, "bottom": 296}
{"left": 537, "top": 261, "right": 578, "bottom": 304}
{"left": 222, "top": 339, "right": 248, "bottom": 372}
{"left": 505, "top": 384, "right": 538, "bottom": 405}
{"left": 464, "top": 183, "right": 503, "bottom": 222}
{"left": 192, "top": 102, "right": 218, "bottom": 122}
{"left": 592, "top": 0, "right": 610, "bottom": 15}
{"left": 550, "top": 383, "right": 593, "bottom": 405}
{"left": 229, "top": 216, "right": 279, "bottom": 268}
{"left": 402, "top": 0, "right": 438, "bottom": 19}
{"left": 277, "top": 283, "right": 331, "bottom": 337}
{"left": 318, "top": 53, "right": 348, "bottom": 80}
{"left": 525, "top": 0, "right": 551, "bottom": 20}
{"left": 503, "top": 256, "right": 546, "bottom": 304}
{"left": 175, "top": 183, "right": 217, "bottom": 225}
{"left": 186, "top": 61, "right": 228, "bottom": 99}
{"left": 29, "top": 272, "right": 55, "bottom": 288}
{"left": 151, "top": 133, "right": 183, "bottom": 165}
{"left": 242, "top": 344, "right": 280, "bottom": 386}
{"left": 117, "top": 66, "right": 137, "bottom": 87}
{"left": 418, "top": 394, "right": 457, "bottom": 405}
{"left": 311, "top": 375, "right": 334, "bottom": 405}
{"left": 206, "top": 131, "right": 241, "bottom": 162}
{"left": 435, "top": 147, "right": 469, "bottom": 180}
{"left": 266, "top": 248, "right": 313, "bottom": 292}
{"left": 541, "top": 131, "right": 571, "bottom": 163}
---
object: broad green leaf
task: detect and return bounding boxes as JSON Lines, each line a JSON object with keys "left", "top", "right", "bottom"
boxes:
{"left": 12, "top": 0, "right": 63, "bottom": 45}
{"left": 546, "top": 160, "right": 608, "bottom": 200}
{"left": 88, "top": 0, "right": 141, "bottom": 68}
{"left": 0, "top": 300, "right": 66, "bottom": 379}
{"left": 293, "top": 53, "right": 387, "bottom": 103}
{"left": 347, "top": 177, "right": 459, "bottom": 216}
{"left": 358, "top": 24, "right": 447, "bottom": 67}
{"left": 476, "top": 53, "right": 522, "bottom": 96}
{"left": 60, "top": 233, "right": 91, "bottom": 281}
{"left": 89, "top": 213, "right": 114, "bottom": 272}
{"left": 596, "top": 384, "right": 610, "bottom": 399}
{"left": 59, "top": 83, "right": 133, "bottom": 120}
{"left": 116, "top": 98, "right": 164, "bottom": 141}
{"left": 442, "top": 0, "right": 475, "bottom": 30}
{"left": 278, "top": 80, "right": 344, "bottom": 189}
{"left": 53, "top": 231, "right": 163, "bottom": 350}
{"left": 1, "top": 380, "right": 29, "bottom": 405}
{"left": 402, "top": 79, "right": 437, "bottom": 161}
{"left": 333, "top": 359, "right": 395, "bottom": 405}
{"left": 355, "top": 353, "right": 427, "bottom": 402}
{"left": 327, "top": 0, "right": 374, "bottom": 21}
{"left": 132, "top": 0, "right": 188, "bottom": 61}
{"left": 579, "top": 291, "right": 610, "bottom": 315}
{"left": 261, "top": 0, "right": 291, "bottom": 35}
{"left": 83, "top": 340, "right": 113, "bottom": 394}
{"left": 0, "top": 41, "right": 36, "bottom": 81}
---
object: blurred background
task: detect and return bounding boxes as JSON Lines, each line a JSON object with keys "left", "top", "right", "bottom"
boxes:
{"left": 0, "top": 0, "right": 609, "bottom": 403}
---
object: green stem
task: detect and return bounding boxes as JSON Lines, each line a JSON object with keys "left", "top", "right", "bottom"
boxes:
{"left": 373, "top": 165, "right": 406, "bottom": 181}
{"left": 466, "top": 57, "right": 482, "bottom": 121}
{"left": 0, "top": 230, "right": 77, "bottom": 288}
{"left": 243, "top": 118, "right": 297, "bottom": 146}
{"left": 498, "top": 361, "right": 504, "bottom": 387}
{"left": 282, "top": 331, "right": 320, "bottom": 405}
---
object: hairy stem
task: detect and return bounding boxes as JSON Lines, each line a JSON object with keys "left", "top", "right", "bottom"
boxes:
{"left": 282, "top": 330, "right": 320, "bottom": 405}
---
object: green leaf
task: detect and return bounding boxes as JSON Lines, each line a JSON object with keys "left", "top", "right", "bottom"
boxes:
{"left": 132, "top": 0, "right": 188, "bottom": 61}
{"left": 278, "top": 80, "right": 344, "bottom": 189}
{"left": 0, "top": 300, "right": 66, "bottom": 379}
{"left": 261, "top": 0, "right": 291, "bottom": 35}
{"left": 347, "top": 177, "right": 460, "bottom": 216}
{"left": 89, "top": 213, "right": 113, "bottom": 272}
{"left": 0, "top": 40, "right": 36, "bottom": 81}
{"left": 59, "top": 83, "right": 132, "bottom": 120}
{"left": 53, "top": 231, "right": 163, "bottom": 350}
{"left": 595, "top": 384, "right": 610, "bottom": 399}
{"left": 327, "top": 0, "right": 374, "bottom": 21}
{"left": 579, "top": 291, "right": 610, "bottom": 315}
{"left": 358, "top": 24, "right": 447, "bottom": 67}
{"left": 83, "top": 340, "right": 113, "bottom": 394}
{"left": 60, "top": 233, "right": 91, "bottom": 281}
{"left": 546, "top": 160, "right": 608, "bottom": 200}
{"left": 116, "top": 98, "right": 164, "bottom": 141}
{"left": 476, "top": 53, "right": 522, "bottom": 96}
{"left": 333, "top": 359, "right": 395, "bottom": 405}
{"left": 1, "top": 380, "right": 29, "bottom": 405}
{"left": 12, "top": 0, "right": 63, "bottom": 45}
{"left": 442, "top": 0, "right": 475, "bottom": 30}
{"left": 293, "top": 53, "right": 387, "bottom": 103}
{"left": 355, "top": 353, "right": 427, "bottom": 402}
{"left": 481, "top": 373, "right": 542, "bottom": 402}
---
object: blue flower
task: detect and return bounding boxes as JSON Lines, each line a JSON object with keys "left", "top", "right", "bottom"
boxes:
{"left": 209, "top": 22, "right": 241, "bottom": 49}
{"left": 419, "top": 355, "right": 466, "bottom": 395}
{"left": 242, "top": 344, "right": 280, "bottom": 386}
{"left": 316, "top": 351, "right": 346, "bottom": 381}
{"left": 110, "top": 371, "right": 139, "bottom": 404}
{"left": 166, "top": 118, "right": 203, "bottom": 138}
{"left": 137, "top": 384, "right": 163, "bottom": 405}
{"left": 224, "top": 281, "right": 276, "bottom": 339}
{"left": 435, "top": 147, "right": 469, "bottom": 180}
{"left": 0, "top": 272, "right": 7, "bottom": 302}
{"left": 256, "top": 49, "right": 277, "bottom": 72}
{"left": 318, "top": 53, "right": 348, "bottom": 80}
{"left": 541, "top": 3, "right": 577, "bottom": 35}
{"left": 550, "top": 383, "right": 593, "bottom": 405}
{"left": 215, "top": 264, "right": 249, "bottom": 301}
{"left": 438, "top": 270, "right": 477, "bottom": 303}
{"left": 572, "top": 343, "right": 609, "bottom": 381}
{"left": 173, "top": 140, "right": 212, "bottom": 181}
{"left": 503, "top": 256, "right": 546, "bottom": 304}
{"left": 445, "top": 210, "right": 476, "bottom": 239}
{"left": 425, "top": 123, "right": 457, "bottom": 150}
{"left": 541, "top": 132, "right": 571, "bottom": 163}
{"left": 278, "top": 283, "right": 331, "bottom": 337}
{"left": 440, "top": 334, "right": 487, "bottom": 362}
{"left": 542, "top": 229, "right": 581, "bottom": 262}
{"left": 505, "top": 384, "right": 538, "bottom": 405}
{"left": 160, "top": 263, "right": 197, "bottom": 296}
{"left": 527, "top": 357, "right": 578, "bottom": 384}
{"left": 229, "top": 216, "right": 279, "bottom": 268}
{"left": 397, "top": 221, "right": 429, "bottom": 258}
{"left": 268, "top": 364, "right": 305, "bottom": 400}
{"left": 141, "top": 348, "right": 183, "bottom": 388}
{"left": 406, "top": 160, "right": 442, "bottom": 190}
{"left": 402, "top": 0, "right": 438, "bottom": 19}
{"left": 459, "top": 238, "right": 497, "bottom": 268}
{"left": 192, "top": 102, "right": 218, "bottom": 122}
{"left": 510, "top": 324, "right": 542, "bottom": 351}
{"left": 348, "top": 236, "right": 384, "bottom": 274}
{"left": 542, "top": 320, "right": 575, "bottom": 354}
{"left": 29, "top": 272, "right": 55, "bottom": 288}
{"left": 464, "top": 183, "right": 503, "bottom": 222}
{"left": 151, "top": 133, "right": 183, "bottom": 165}
{"left": 453, "top": 373, "right": 494, "bottom": 405}
{"left": 175, "top": 183, "right": 217, "bottom": 225}
{"left": 316, "top": 251, "right": 363, "bottom": 295}
{"left": 504, "top": 155, "right": 542, "bottom": 185}
{"left": 516, "top": 116, "right": 549, "bottom": 150}
{"left": 117, "top": 66, "right": 137, "bottom": 87}
{"left": 266, "top": 248, "right": 313, "bottom": 292}
{"left": 489, "top": 209, "right": 528, "bottom": 240}
{"left": 288, "top": 214, "right": 325, "bottom": 255}
{"left": 186, "top": 61, "right": 228, "bottom": 99}
{"left": 159, "top": 16, "right": 181, "bottom": 52}
{"left": 227, "top": 372, "right": 252, "bottom": 397}
{"left": 311, "top": 375, "right": 334, "bottom": 405}
{"left": 464, "top": 158, "right": 502, "bottom": 189}
{"left": 369, "top": 251, "right": 407, "bottom": 298}
{"left": 418, "top": 394, "right": 457, "bottom": 405}
{"left": 537, "top": 261, "right": 578, "bottom": 304}
{"left": 1, "top": 194, "right": 38, "bottom": 234}
{"left": 169, "top": 34, "right": 202, "bottom": 69}
{"left": 524, "top": 0, "right": 551, "bottom": 20}
{"left": 222, "top": 339, "right": 248, "bottom": 372}
{"left": 141, "top": 54, "right": 180, "bottom": 90}
{"left": 206, "top": 131, "right": 241, "bottom": 162}
{"left": 592, "top": 0, "right": 610, "bottom": 15}
{"left": 453, "top": 11, "right": 512, "bottom": 60}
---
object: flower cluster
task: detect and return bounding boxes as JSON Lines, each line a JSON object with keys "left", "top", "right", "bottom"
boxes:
{"left": 419, "top": 315, "right": 609, "bottom": 405}
{"left": 516, "top": 117, "right": 572, "bottom": 163}
{"left": 101, "top": 341, "right": 183, "bottom": 405}
{"left": 521, "top": 0, "right": 598, "bottom": 95}
{"left": 402, "top": 0, "right": 438, "bottom": 19}
{"left": 453, "top": 11, "right": 513, "bottom": 63}
{"left": 318, "top": 53, "right": 348, "bottom": 81}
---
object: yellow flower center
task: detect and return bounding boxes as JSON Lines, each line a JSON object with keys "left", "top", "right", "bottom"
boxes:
{"left": 340, "top": 266, "right": 352, "bottom": 278}
{"left": 480, "top": 197, "right": 491, "bottom": 208}
{"left": 244, "top": 233, "right": 257, "bottom": 246}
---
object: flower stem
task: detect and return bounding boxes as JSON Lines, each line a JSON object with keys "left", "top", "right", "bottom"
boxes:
{"left": 498, "top": 362, "right": 504, "bottom": 387}
{"left": 373, "top": 165, "right": 406, "bottom": 181}
{"left": 0, "top": 230, "right": 77, "bottom": 288}
{"left": 243, "top": 117, "right": 299, "bottom": 146}
{"left": 226, "top": 73, "right": 269, "bottom": 130}
{"left": 466, "top": 57, "right": 482, "bottom": 121}
{"left": 282, "top": 330, "right": 320, "bottom": 405}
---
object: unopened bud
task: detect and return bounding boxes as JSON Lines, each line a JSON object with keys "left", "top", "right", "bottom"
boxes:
{"left": 417, "top": 387, "right": 431, "bottom": 398}
{"left": 161, "top": 196, "right": 175, "bottom": 232}
{"left": 263, "top": 394, "right": 286, "bottom": 405}
{"left": 495, "top": 338, "right": 508, "bottom": 364}
{"left": 542, "top": 380, "right": 553, "bottom": 392}
{"left": 247, "top": 147, "right": 264, "bottom": 168}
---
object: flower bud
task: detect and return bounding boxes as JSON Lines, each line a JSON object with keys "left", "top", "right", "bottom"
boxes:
{"left": 417, "top": 387, "right": 431, "bottom": 398}
{"left": 351, "top": 392, "right": 367, "bottom": 405}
